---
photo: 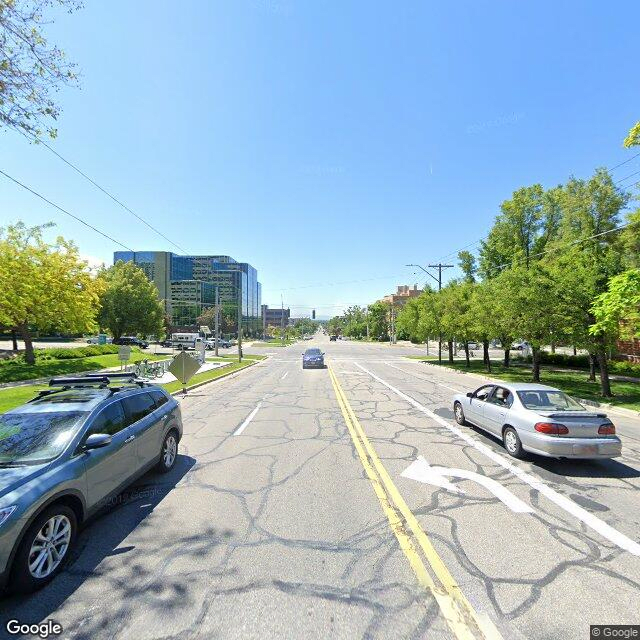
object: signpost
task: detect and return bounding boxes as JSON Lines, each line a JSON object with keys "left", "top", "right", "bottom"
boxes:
{"left": 168, "top": 351, "right": 201, "bottom": 395}
{"left": 118, "top": 345, "right": 132, "bottom": 370}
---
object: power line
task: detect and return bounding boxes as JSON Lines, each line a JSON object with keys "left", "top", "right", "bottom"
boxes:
{"left": 432, "top": 154, "right": 640, "bottom": 266}
{"left": 0, "top": 168, "right": 134, "bottom": 251}
{"left": 30, "top": 137, "right": 187, "bottom": 253}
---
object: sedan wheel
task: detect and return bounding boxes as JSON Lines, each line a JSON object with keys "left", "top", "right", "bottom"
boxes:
{"left": 12, "top": 505, "right": 77, "bottom": 593}
{"left": 503, "top": 427, "right": 525, "bottom": 459}
{"left": 157, "top": 430, "right": 178, "bottom": 473}
{"left": 454, "top": 402, "right": 466, "bottom": 426}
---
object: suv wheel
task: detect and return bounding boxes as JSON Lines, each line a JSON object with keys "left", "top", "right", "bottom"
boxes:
{"left": 156, "top": 430, "right": 179, "bottom": 473}
{"left": 11, "top": 505, "right": 77, "bottom": 593}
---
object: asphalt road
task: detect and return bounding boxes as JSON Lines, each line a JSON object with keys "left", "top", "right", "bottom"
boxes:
{"left": 0, "top": 336, "right": 638, "bottom": 639}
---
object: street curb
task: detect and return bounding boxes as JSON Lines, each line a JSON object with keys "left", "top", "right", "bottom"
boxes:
{"left": 170, "top": 358, "right": 262, "bottom": 396}
{"left": 411, "top": 359, "right": 640, "bottom": 419}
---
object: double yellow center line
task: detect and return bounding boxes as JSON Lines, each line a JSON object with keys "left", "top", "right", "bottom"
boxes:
{"left": 328, "top": 366, "right": 502, "bottom": 640}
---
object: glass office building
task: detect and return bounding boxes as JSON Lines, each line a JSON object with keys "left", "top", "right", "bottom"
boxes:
{"left": 113, "top": 251, "right": 262, "bottom": 336}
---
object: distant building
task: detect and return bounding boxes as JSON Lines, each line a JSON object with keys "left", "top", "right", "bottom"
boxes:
{"left": 382, "top": 284, "right": 423, "bottom": 307}
{"left": 113, "top": 251, "right": 262, "bottom": 335}
{"left": 262, "top": 305, "right": 290, "bottom": 327}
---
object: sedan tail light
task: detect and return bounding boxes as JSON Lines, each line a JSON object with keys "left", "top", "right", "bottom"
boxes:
{"left": 598, "top": 423, "right": 616, "bottom": 435}
{"left": 534, "top": 422, "right": 569, "bottom": 435}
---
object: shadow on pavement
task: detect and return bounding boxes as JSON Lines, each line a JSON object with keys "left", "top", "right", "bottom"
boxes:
{"left": 465, "top": 424, "right": 640, "bottom": 480}
{"left": 0, "top": 454, "right": 203, "bottom": 635}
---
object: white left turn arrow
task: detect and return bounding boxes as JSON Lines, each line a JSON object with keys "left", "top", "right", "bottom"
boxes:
{"left": 401, "top": 456, "right": 534, "bottom": 514}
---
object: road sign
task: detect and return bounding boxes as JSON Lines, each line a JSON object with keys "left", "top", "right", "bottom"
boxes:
{"left": 118, "top": 345, "right": 132, "bottom": 362}
{"left": 168, "top": 351, "right": 201, "bottom": 393}
{"left": 401, "top": 455, "right": 533, "bottom": 514}
{"left": 200, "top": 325, "right": 211, "bottom": 335}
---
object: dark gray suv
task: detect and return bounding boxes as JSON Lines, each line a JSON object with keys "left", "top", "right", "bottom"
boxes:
{"left": 0, "top": 374, "right": 183, "bottom": 593}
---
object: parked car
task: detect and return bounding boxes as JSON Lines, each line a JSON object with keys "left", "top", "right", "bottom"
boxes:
{"left": 329, "top": 335, "right": 338, "bottom": 341}
{"left": 112, "top": 336, "right": 148, "bottom": 349}
{"left": 302, "top": 348, "right": 325, "bottom": 369}
{"left": 453, "top": 382, "right": 621, "bottom": 460}
{"left": 511, "top": 341, "right": 530, "bottom": 351}
{"left": 0, "top": 373, "right": 182, "bottom": 593}
{"left": 86, "top": 335, "right": 112, "bottom": 344}
{"left": 204, "top": 338, "right": 231, "bottom": 349}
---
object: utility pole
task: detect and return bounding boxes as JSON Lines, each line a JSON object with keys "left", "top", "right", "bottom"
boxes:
{"left": 237, "top": 277, "right": 242, "bottom": 363}
{"left": 406, "top": 262, "right": 454, "bottom": 364}
{"left": 214, "top": 286, "right": 219, "bottom": 357}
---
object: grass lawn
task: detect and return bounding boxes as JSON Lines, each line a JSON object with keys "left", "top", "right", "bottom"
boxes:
{"left": 0, "top": 351, "right": 166, "bottom": 384}
{"left": 405, "top": 357, "right": 640, "bottom": 412}
{"left": 162, "top": 359, "right": 257, "bottom": 393}
{"left": 0, "top": 356, "right": 261, "bottom": 413}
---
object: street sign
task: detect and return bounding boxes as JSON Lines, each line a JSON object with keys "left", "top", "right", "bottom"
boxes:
{"left": 401, "top": 455, "right": 533, "bottom": 514}
{"left": 118, "top": 345, "right": 132, "bottom": 362}
{"left": 168, "top": 351, "right": 201, "bottom": 393}
{"left": 200, "top": 325, "right": 211, "bottom": 335}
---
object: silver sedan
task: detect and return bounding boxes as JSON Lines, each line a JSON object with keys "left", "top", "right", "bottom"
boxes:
{"left": 452, "top": 382, "right": 622, "bottom": 459}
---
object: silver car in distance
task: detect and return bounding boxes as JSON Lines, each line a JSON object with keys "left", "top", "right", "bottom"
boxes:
{"left": 452, "top": 382, "right": 621, "bottom": 459}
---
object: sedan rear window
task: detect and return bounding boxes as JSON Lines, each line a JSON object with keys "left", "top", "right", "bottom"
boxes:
{"left": 0, "top": 412, "right": 88, "bottom": 465}
{"left": 517, "top": 390, "right": 585, "bottom": 411}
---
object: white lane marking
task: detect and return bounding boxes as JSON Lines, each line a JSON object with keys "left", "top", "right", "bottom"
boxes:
{"left": 385, "top": 362, "right": 463, "bottom": 393}
{"left": 355, "top": 363, "right": 640, "bottom": 556}
{"left": 401, "top": 456, "right": 534, "bottom": 513}
{"left": 233, "top": 402, "right": 263, "bottom": 436}
{"left": 281, "top": 371, "right": 288, "bottom": 380}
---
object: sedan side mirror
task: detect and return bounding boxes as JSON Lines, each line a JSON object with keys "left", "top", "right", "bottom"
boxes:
{"left": 466, "top": 392, "right": 473, "bottom": 398}
{"left": 84, "top": 433, "right": 112, "bottom": 450}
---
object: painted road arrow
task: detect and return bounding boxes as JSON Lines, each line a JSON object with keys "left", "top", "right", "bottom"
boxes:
{"left": 401, "top": 455, "right": 534, "bottom": 514}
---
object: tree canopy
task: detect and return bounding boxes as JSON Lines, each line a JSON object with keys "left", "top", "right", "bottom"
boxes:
{"left": 0, "top": 0, "right": 81, "bottom": 138}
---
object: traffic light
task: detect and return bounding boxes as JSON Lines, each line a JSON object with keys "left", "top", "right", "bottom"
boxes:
{"left": 312, "top": 309, "right": 316, "bottom": 319}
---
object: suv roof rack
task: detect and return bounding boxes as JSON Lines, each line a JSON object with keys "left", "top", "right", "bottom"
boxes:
{"left": 29, "top": 374, "right": 149, "bottom": 402}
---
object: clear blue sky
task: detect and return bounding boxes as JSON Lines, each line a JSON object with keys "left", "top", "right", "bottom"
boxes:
{"left": 1, "top": 1, "right": 639, "bottom": 318}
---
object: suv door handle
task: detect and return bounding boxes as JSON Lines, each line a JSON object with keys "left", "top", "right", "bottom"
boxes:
{"left": 124, "top": 434, "right": 136, "bottom": 443}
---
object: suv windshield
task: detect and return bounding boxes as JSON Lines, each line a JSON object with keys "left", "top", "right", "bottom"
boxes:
{"left": 517, "top": 390, "right": 585, "bottom": 411}
{"left": 0, "top": 412, "right": 88, "bottom": 465}
{"left": 305, "top": 349, "right": 321, "bottom": 355}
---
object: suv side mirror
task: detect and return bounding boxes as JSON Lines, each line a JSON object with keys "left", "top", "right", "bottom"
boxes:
{"left": 466, "top": 392, "right": 473, "bottom": 398}
{"left": 84, "top": 433, "right": 112, "bottom": 450}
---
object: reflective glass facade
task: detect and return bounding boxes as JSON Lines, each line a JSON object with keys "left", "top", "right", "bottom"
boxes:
{"left": 113, "top": 251, "right": 262, "bottom": 335}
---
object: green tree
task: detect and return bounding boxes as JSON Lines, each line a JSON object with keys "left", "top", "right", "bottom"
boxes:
{"left": 590, "top": 269, "right": 640, "bottom": 340}
{"left": 624, "top": 121, "right": 640, "bottom": 148}
{"left": 0, "top": 0, "right": 81, "bottom": 138}
{"left": 0, "top": 222, "right": 102, "bottom": 364}
{"left": 458, "top": 250, "right": 477, "bottom": 283}
{"left": 367, "top": 301, "right": 390, "bottom": 340}
{"left": 479, "top": 184, "right": 545, "bottom": 277}
{"left": 97, "top": 261, "right": 165, "bottom": 341}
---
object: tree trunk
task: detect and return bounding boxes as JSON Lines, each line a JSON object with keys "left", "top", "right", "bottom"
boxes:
{"left": 596, "top": 344, "right": 613, "bottom": 397}
{"left": 503, "top": 348, "right": 510, "bottom": 368}
{"left": 588, "top": 353, "right": 597, "bottom": 382}
{"left": 11, "top": 330, "right": 18, "bottom": 352}
{"left": 573, "top": 345, "right": 577, "bottom": 356}
{"left": 19, "top": 324, "right": 35, "bottom": 365}
{"left": 464, "top": 342, "right": 470, "bottom": 368}
{"left": 531, "top": 345, "right": 541, "bottom": 382}
{"left": 551, "top": 341, "right": 556, "bottom": 354}
{"left": 447, "top": 340, "right": 454, "bottom": 364}
{"left": 483, "top": 340, "right": 491, "bottom": 372}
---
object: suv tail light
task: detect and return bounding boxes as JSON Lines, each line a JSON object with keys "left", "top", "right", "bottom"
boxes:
{"left": 598, "top": 423, "right": 616, "bottom": 435}
{"left": 534, "top": 422, "right": 569, "bottom": 435}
